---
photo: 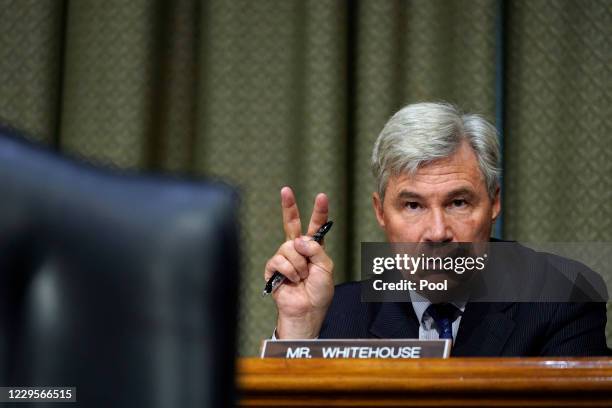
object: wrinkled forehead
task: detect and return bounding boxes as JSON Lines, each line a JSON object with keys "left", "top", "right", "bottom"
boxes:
{"left": 387, "top": 142, "right": 487, "bottom": 197}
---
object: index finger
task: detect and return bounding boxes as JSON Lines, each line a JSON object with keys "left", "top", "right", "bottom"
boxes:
{"left": 307, "top": 193, "right": 329, "bottom": 236}
{"left": 281, "top": 186, "right": 302, "bottom": 240}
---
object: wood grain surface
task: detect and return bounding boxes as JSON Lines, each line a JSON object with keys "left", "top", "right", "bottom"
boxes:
{"left": 237, "top": 357, "right": 612, "bottom": 407}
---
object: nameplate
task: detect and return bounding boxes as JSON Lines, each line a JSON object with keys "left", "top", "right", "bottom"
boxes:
{"left": 260, "top": 339, "right": 450, "bottom": 359}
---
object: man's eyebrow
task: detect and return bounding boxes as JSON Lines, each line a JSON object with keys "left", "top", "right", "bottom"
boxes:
{"left": 397, "top": 191, "right": 424, "bottom": 200}
{"left": 444, "top": 187, "right": 477, "bottom": 199}
{"left": 396, "top": 187, "right": 477, "bottom": 201}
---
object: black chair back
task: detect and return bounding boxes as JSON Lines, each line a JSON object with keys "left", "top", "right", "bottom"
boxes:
{"left": 0, "top": 130, "right": 239, "bottom": 407}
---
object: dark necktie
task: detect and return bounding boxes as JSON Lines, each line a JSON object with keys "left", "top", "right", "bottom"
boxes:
{"left": 425, "top": 303, "right": 459, "bottom": 340}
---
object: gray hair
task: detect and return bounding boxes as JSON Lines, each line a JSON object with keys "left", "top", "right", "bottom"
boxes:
{"left": 371, "top": 102, "right": 501, "bottom": 201}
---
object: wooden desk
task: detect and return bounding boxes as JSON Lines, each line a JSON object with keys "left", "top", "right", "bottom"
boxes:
{"left": 237, "top": 357, "right": 612, "bottom": 407}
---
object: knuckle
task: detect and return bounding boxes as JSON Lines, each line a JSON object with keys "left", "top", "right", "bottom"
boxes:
{"left": 298, "top": 255, "right": 308, "bottom": 269}
{"left": 280, "top": 240, "right": 294, "bottom": 252}
{"left": 272, "top": 254, "right": 284, "bottom": 265}
{"left": 279, "top": 259, "right": 298, "bottom": 279}
{"left": 271, "top": 255, "right": 286, "bottom": 272}
{"left": 278, "top": 257, "right": 291, "bottom": 272}
{"left": 286, "top": 272, "right": 299, "bottom": 283}
{"left": 289, "top": 249, "right": 303, "bottom": 263}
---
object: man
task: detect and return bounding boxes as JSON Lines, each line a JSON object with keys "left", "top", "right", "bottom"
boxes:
{"left": 264, "top": 102, "right": 609, "bottom": 356}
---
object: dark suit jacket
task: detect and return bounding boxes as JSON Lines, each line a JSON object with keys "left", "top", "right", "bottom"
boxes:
{"left": 319, "top": 242, "right": 610, "bottom": 356}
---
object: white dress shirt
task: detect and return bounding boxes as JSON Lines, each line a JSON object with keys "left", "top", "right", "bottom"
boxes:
{"left": 409, "top": 290, "right": 466, "bottom": 344}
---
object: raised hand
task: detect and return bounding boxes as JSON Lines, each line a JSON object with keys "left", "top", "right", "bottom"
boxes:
{"left": 264, "top": 186, "right": 334, "bottom": 339}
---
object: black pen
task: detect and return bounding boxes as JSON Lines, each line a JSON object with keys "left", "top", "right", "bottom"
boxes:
{"left": 262, "top": 221, "right": 334, "bottom": 297}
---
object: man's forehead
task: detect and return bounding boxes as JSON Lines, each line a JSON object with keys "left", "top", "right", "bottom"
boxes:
{"left": 421, "top": 140, "right": 481, "bottom": 172}
{"left": 387, "top": 143, "right": 486, "bottom": 196}
{"left": 394, "top": 161, "right": 483, "bottom": 185}
{"left": 388, "top": 173, "right": 480, "bottom": 198}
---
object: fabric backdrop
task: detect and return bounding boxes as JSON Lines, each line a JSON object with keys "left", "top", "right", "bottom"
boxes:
{"left": 1, "top": 0, "right": 610, "bottom": 355}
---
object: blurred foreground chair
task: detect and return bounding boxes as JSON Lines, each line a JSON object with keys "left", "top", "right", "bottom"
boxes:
{"left": 0, "top": 129, "right": 240, "bottom": 407}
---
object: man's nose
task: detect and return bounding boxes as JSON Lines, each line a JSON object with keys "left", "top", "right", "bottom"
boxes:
{"left": 423, "top": 208, "right": 453, "bottom": 242}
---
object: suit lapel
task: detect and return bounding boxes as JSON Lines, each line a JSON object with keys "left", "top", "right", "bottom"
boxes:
{"left": 452, "top": 302, "right": 516, "bottom": 356}
{"left": 452, "top": 239, "right": 519, "bottom": 356}
{"left": 369, "top": 302, "right": 420, "bottom": 339}
{"left": 368, "top": 300, "right": 516, "bottom": 355}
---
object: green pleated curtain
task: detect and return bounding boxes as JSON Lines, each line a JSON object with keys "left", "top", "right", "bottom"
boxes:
{"left": 1, "top": 0, "right": 610, "bottom": 355}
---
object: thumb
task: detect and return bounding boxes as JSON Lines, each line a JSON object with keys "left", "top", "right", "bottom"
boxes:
{"left": 294, "top": 236, "right": 333, "bottom": 272}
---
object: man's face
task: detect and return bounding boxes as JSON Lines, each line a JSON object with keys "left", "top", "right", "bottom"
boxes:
{"left": 373, "top": 140, "right": 500, "bottom": 243}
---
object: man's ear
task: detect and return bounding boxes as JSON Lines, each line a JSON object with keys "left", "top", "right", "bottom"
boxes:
{"left": 491, "top": 186, "right": 501, "bottom": 222}
{"left": 372, "top": 192, "right": 386, "bottom": 229}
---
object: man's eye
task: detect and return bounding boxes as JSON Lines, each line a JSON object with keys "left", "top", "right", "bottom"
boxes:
{"left": 405, "top": 202, "right": 421, "bottom": 210}
{"left": 452, "top": 199, "right": 467, "bottom": 208}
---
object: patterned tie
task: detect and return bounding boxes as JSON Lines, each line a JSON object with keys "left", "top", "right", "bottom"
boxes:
{"left": 425, "top": 303, "right": 459, "bottom": 340}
